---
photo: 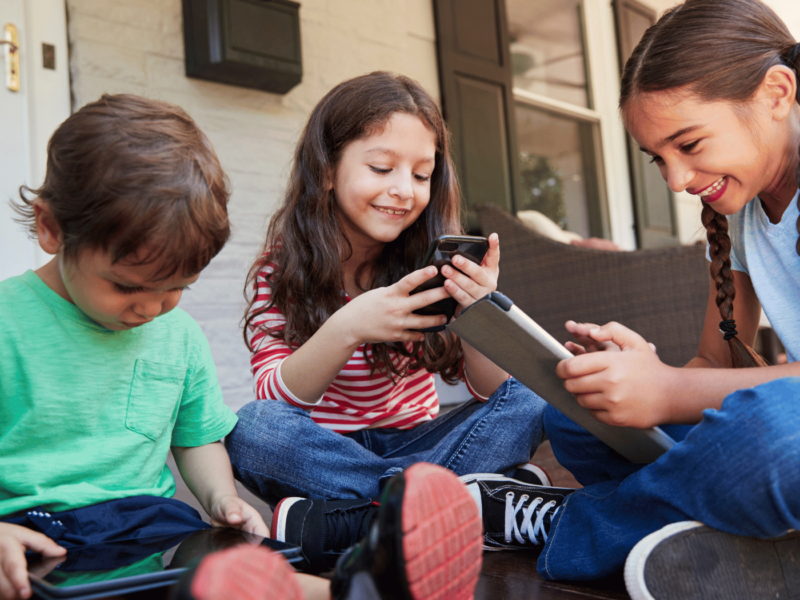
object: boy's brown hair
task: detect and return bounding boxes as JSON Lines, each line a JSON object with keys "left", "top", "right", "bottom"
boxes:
{"left": 14, "top": 94, "right": 231, "bottom": 277}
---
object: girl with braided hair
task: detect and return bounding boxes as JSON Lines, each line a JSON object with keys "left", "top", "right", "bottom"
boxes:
{"left": 462, "top": 0, "right": 800, "bottom": 598}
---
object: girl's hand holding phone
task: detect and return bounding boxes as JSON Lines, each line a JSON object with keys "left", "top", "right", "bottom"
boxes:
{"left": 555, "top": 321, "right": 675, "bottom": 429}
{"left": 338, "top": 266, "right": 453, "bottom": 344}
{"left": 440, "top": 232, "right": 500, "bottom": 311}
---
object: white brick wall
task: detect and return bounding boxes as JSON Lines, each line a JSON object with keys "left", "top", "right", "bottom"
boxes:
{"left": 66, "top": 0, "right": 440, "bottom": 412}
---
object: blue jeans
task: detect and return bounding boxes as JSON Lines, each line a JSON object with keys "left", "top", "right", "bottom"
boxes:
{"left": 540, "top": 377, "right": 800, "bottom": 581}
{"left": 226, "top": 378, "right": 546, "bottom": 504}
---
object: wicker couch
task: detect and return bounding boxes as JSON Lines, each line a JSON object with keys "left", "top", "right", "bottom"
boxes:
{"left": 478, "top": 204, "right": 710, "bottom": 368}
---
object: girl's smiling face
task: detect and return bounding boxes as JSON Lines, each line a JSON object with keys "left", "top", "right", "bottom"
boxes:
{"left": 332, "top": 112, "right": 436, "bottom": 252}
{"left": 624, "top": 81, "right": 799, "bottom": 218}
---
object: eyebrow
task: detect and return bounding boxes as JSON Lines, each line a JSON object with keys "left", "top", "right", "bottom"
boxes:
{"left": 365, "top": 147, "right": 435, "bottom": 165}
{"left": 105, "top": 271, "right": 191, "bottom": 290}
{"left": 640, "top": 125, "right": 704, "bottom": 153}
{"left": 105, "top": 271, "right": 147, "bottom": 287}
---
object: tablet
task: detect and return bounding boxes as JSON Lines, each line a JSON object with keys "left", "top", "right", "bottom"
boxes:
{"left": 27, "top": 528, "right": 302, "bottom": 600}
{"left": 447, "top": 292, "right": 676, "bottom": 464}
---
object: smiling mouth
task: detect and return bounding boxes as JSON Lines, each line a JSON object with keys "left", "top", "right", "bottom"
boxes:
{"left": 374, "top": 207, "right": 407, "bottom": 215}
{"left": 696, "top": 176, "right": 727, "bottom": 197}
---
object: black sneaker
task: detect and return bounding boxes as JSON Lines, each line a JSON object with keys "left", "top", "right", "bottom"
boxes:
{"left": 271, "top": 496, "right": 379, "bottom": 572}
{"left": 332, "top": 462, "right": 483, "bottom": 600}
{"left": 511, "top": 463, "right": 552, "bottom": 486}
{"left": 625, "top": 521, "right": 800, "bottom": 600}
{"left": 459, "top": 474, "right": 574, "bottom": 551}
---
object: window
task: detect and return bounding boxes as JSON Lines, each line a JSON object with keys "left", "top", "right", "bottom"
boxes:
{"left": 507, "top": 0, "right": 608, "bottom": 238}
{"left": 508, "top": 0, "right": 590, "bottom": 108}
{"left": 432, "top": 0, "right": 674, "bottom": 247}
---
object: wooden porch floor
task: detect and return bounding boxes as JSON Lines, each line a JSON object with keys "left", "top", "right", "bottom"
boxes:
{"left": 165, "top": 441, "right": 628, "bottom": 600}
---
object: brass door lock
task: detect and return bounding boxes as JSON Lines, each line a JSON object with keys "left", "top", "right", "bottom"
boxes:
{"left": 3, "top": 24, "right": 20, "bottom": 92}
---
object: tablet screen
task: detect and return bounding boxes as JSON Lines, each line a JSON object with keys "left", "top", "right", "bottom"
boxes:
{"left": 27, "top": 528, "right": 301, "bottom": 600}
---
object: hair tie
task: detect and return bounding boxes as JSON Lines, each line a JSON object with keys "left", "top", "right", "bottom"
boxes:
{"left": 788, "top": 43, "right": 800, "bottom": 67}
{"left": 719, "top": 319, "right": 738, "bottom": 341}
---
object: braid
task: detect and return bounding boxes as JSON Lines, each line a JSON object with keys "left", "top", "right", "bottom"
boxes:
{"left": 783, "top": 42, "right": 800, "bottom": 257}
{"left": 796, "top": 145, "right": 800, "bottom": 257}
{"left": 702, "top": 204, "right": 768, "bottom": 368}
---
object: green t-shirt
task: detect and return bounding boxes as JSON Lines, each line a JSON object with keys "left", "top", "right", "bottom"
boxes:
{"left": 0, "top": 271, "right": 238, "bottom": 516}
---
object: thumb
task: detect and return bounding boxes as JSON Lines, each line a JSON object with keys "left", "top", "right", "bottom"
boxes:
{"left": 221, "top": 502, "right": 243, "bottom": 525}
{"left": 589, "top": 322, "right": 650, "bottom": 351}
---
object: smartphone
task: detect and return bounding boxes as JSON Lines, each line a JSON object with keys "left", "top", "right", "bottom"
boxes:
{"left": 411, "top": 235, "right": 489, "bottom": 331}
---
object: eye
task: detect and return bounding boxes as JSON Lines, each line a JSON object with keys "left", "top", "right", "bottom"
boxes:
{"left": 114, "top": 283, "right": 145, "bottom": 294}
{"left": 648, "top": 154, "right": 663, "bottom": 164}
{"left": 414, "top": 173, "right": 431, "bottom": 182}
{"left": 369, "top": 166, "right": 391, "bottom": 174}
{"left": 680, "top": 140, "right": 699, "bottom": 153}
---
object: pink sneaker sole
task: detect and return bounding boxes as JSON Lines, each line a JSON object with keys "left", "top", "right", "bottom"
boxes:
{"left": 401, "top": 463, "right": 484, "bottom": 600}
{"left": 190, "top": 545, "right": 303, "bottom": 600}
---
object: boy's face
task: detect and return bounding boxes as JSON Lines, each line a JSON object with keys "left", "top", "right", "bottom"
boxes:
{"left": 58, "top": 248, "right": 198, "bottom": 331}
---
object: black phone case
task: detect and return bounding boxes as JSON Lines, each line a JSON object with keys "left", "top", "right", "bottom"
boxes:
{"left": 411, "top": 235, "right": 489, "bottom": 332}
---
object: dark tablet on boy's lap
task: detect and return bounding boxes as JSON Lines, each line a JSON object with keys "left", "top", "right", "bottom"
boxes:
{"left": 27, "top": 528, "right": 301, "bottom": 600}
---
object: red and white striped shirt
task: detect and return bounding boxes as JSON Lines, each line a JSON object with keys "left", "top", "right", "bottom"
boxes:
{"left": 248, "top": 264, "right": 483, "bottom": 433}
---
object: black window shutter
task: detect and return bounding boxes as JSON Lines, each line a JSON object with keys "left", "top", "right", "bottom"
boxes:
{"left": 433, "top": 0, "right": 522, "bottom": 232}
{"left": 614, "top": 0, "right": 680, "bottom": 248}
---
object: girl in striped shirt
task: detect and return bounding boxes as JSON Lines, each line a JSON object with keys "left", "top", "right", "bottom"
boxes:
{"left": 225, "top": 72, "right": 547, "bottom": 569}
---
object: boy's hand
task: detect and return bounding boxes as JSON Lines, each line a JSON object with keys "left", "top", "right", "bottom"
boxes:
{"left": 208, "top": 495, "right": 270, "bottom": 538}
{"left": 555, "top": 321, "right": 673, "bottom": 429}
{"left": 441, "top": 232, "right": 500, "bottom": 312}
{"left": 0, "top": 523, "right": 66, "bottom": 600}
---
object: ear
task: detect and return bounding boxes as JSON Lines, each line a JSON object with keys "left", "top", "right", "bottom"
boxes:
{"left": 33, "top": 198, "right": 62, "bottom": 255}
{"left": 324, "top": 167, "right": 335, "bottom": 192}
{"left": 759, "top": 65, "right": 797, "bottom": 121}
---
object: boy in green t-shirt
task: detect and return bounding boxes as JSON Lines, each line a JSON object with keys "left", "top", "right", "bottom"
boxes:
{"left": 0, "top": 95, "right": 268, "bottom": 599}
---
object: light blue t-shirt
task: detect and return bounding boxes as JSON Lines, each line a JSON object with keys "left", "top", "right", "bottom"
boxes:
{"left": 720, "top": 190, "right": 800, "bottom": 363}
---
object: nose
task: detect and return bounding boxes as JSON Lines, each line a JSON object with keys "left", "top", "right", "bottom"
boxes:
{"left": 664, "top": 159, "right": 695, "bottom": 193}
{"left": 133, "top": 298, "right": 162, "bottom": 320}
{"left": 389, "top": 170, "right": 414, "bottom": 202}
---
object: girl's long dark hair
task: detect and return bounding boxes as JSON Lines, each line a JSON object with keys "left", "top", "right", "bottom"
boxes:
{"left": 619, "top": 0, "right": 800, "bottom": 368}
{"left": 244, "top": 72, "right": 464, "bottom": 382}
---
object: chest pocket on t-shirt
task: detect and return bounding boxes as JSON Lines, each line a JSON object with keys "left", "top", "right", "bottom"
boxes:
{"left": 126, "top": 359, "right": 187, "bottom": 442}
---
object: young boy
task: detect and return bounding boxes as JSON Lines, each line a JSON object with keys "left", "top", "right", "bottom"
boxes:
{"left": 0, "top": 94, "right": 267, "bottom": 600}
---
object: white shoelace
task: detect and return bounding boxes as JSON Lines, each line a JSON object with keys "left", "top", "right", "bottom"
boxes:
{"left": 504, "top": 491, "right": 559, "bottom": 545}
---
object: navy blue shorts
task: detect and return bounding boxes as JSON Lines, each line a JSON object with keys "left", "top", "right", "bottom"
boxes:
{"left": 2, "top": 495, "right": 209, "bottom": 547}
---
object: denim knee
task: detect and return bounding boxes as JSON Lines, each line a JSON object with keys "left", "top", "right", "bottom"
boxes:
{"left": 703, "top": 377, "right": 800, "bottom": 464}
{"left": 225, "top": 400, "right": 310, "bottom": 468}
{"left": 490, "top": 378, "right": 547, "bottom": 421}
{"left": 711, "top": 378, "right": 800, "bottom": 485}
